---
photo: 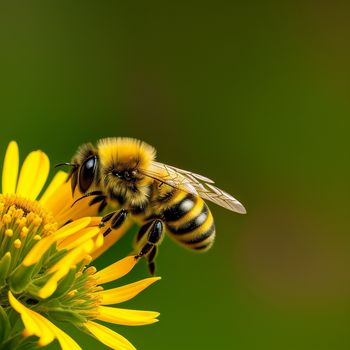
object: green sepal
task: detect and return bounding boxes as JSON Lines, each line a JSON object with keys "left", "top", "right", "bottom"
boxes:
{"left": 45, "top": 248, "right": 67, "bottom": 269}
{"left": 0, "top": 252, "right": 11, "bottom": 286}
{"left": 0, "top": 306, "right": 10, "bottom": 344}
{"left": 7, "top": 308, "right": 21, "bottom": 327}
{"left": 26, "top": 283, "right": 41, "bottom": 296}
{"left": 8, "top": 264, "right": 37, "bottom": 294}
{"left": 31, "top": 271, "right": 54, "bottom": 287}
{"left": 30, "top": 258, "right": 43, "bottom": 278}
{"left": 50, "top": 266, "right": 77, "bottom": 299}
{"left": 16, "top": 339, "right": 39, "bottom": 350}
{"left": 47, "top": 308, "right": 87, "bottom": 324}
{"left": 1, "top": 335, "right": 37, "bottom": 350}
{"left": 16, "top": 338, "right": 41, "bottom": 350}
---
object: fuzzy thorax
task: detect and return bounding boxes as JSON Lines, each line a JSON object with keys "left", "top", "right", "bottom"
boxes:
{"left": 97, "top": 137, "right": 156, "bottom": 172}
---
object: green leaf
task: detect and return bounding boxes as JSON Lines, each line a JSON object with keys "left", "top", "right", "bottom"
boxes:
{"left": 0, "top": 252, "right": 11, "bottom": 286}
{"left": 50, "top": 266, "right": 77, "bottom": 299}
{"left": 0, "top": 306, "right": 11, "bottom": 344}
{"left": 8, "top": 264, "right": 36, "bottom": 294}
{"left": 1, "top": 335, "right": 37, "bottom": 350}
{"left": 48, "top": 308, "right": 87, "bottom": 324}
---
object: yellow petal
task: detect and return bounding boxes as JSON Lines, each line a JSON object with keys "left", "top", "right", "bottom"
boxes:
{"left": 54, "top": 217, "right": 92, "bottom": 241}
{"left": 43, "top": 179, "right": 72, "bottom": 217}
{"left": 90, "top": 217, "right": 103, "bottom": 226}
{"left": 58, "top": 227, "right": 100, "bottom": 251}
{"left": 91, "top": 220, "right": 132, "bottom": 260}
{"left": 16, "top": 150, "right": 50, "bottom": 200}
{"left": 99, "top": 277, "right": 161, "bottom": 305}
{"left": 23, "top": 217, "right": 92, "bottom": 267}
{"left": 43, "top": 318, "right": 82, "bottom": 350}
{"left": 9, "top": 291, "right": 42, "bottom": 336}
{"left": 94, "top": 232, "right": 104, "bottom": 248}
{"left": 28, "top": 312, "right": 56, "bottom": 346}
{"left": 49, "top": 240, "right": 93, "bottom": 274}
{"left": 39, "top": 170, "right": 68, "bottom": 206}
{"left": 94, "top": 256, "right": 138, "bottom": 285}
{"left": 51, "top": 183, "right": 101, "bottom": 228}
{"left": 97, "top": 306, "right": 159, "bottom": 326}
{"left": 12, "top": 292, "right": 82, "bottom": 350}
{"left": 55, "top": 197, "right": 101, "bottom": 228}
{"left": 85, "top": 321, "right": 136, "bottom": 350}
{"left": 8, "top": 291, "right": 55, "bottom": 346}
{"left": 2, "top": 141, "right": 19, "bottom": 194}
{"left": 22, "top": 236, "right": 56, "bottom": 266}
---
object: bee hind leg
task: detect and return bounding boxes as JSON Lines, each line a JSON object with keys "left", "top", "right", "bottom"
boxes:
{"left": 146, "top": 246, "right": 158, "bottom": 276}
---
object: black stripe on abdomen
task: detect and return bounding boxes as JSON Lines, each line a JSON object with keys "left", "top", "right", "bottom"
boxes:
{"left": 163, "top": 194, "right": 196, "bottom": 222}
{"left": 181, "top": 223, "right": 215, "bottom": 245}
{"left": 193, "top": 241, "right": 214, "bottom": 251}
{"left": 166, "top": 204, "right": 208, "bottom": 235}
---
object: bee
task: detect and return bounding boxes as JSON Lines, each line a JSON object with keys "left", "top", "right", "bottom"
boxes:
{"left": 63, "top": 137, "right": 246, "bottom": 275}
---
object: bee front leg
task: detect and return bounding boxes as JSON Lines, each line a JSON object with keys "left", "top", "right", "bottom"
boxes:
{"left": 135, "top": 219, "right": 164, "bottom": 275}
{"left": 98, "top": 212, "right": 115, "bottom": 228}
{"left": 99, "top": 209, "right": 128, "bottom": 236}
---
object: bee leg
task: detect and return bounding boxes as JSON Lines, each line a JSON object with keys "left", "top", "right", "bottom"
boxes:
{"left": 99, "top": 209, "right": 128, "bottom": 236}
{"left": 98, "top": 198, "right": 108, "bottom": 213}
{"left": 146, "top": 246, "right": 158, "bottom": 276}
{"left": 133, "top": 221, "right": 153, "bottom": 249}
{"left": 87, "top": 195, "right": 107, "bottom": 214}
{"left": 135, "top": 219, "right": 164, "bottom": 263}
{"left": 148, "top": 262, "right": 156, "bottom": 276}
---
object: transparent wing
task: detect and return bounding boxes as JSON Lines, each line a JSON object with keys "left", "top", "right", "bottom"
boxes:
{"left": 141, "top": 161, "right": 246, "bottom": 214}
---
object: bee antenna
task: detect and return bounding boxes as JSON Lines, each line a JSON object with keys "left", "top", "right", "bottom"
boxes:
{"left": 71, "top": 191, "right": 104, "bottom": 208}
{"left": 55, "top": 162, "right": 78, "bottom": 169}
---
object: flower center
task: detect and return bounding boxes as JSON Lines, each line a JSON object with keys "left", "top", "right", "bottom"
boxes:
{"left": 0, "top": 194, "right": 58, "bottom": 274}
{"left": 0, "top": 193, "right": 56, "bottom": 231}
{"left": 0, "top": 194, "right": 102, "bottom": 322}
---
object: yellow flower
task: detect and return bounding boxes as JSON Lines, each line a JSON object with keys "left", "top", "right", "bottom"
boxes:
{"left": 0, "top": 141, "right": 160, "bottom": 350}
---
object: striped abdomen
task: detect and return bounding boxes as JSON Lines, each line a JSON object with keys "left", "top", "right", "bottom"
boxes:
{"left": 162, "top": 191, "right": 215, "bottom": 251}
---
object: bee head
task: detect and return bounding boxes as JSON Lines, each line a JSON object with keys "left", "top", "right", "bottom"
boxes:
{"left": 97, "top": 137, "right": 156, "bottom": 205}
{"left": 111, "top": 168, "right": 138, "bottom": 182}
{"left": 103, "top": 160, "right": 152, "bottom": 207}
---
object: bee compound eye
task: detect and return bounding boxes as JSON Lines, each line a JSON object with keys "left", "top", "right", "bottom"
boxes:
{"left": 78, "top": 156, "right": 97, "bottom": 193}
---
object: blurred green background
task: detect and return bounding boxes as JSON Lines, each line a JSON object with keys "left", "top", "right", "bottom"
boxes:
{"left": 1, "top": 1, "right": 350, "bottom": 349}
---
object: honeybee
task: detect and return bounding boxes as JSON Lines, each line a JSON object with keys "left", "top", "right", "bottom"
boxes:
{"left": 63, "top": 138, "right": 246, "bottom": 275}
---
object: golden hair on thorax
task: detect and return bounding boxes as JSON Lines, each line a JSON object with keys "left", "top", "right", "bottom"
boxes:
{"left": 97, "top": 137, "right": 156, "bottom": 172}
